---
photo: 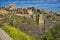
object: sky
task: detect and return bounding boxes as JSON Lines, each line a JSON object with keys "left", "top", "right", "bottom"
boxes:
{"left": 0, "top": 0, "right": 60, "bottom": 12}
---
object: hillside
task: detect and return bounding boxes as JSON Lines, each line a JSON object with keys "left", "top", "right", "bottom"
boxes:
{"left": 0, "top": 4, "right": 60, "bottom": 36}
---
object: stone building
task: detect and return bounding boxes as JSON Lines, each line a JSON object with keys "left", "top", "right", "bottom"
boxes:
{"left": 27, "top": 9, "right": 33, "bottom": 18}
{"left": 56, "top": 12, "right": 60, "bottom": 16}
{"left": 0, "top": 10, "right": 8, "bottom": 15}
{"left": 8, "top": 4, "right": 17, "bottom": 13}
{"left": 9, "top": 4, "right": 17, "bottom": 10}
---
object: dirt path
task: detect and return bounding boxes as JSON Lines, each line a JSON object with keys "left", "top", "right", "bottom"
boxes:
{"left": 0, "top": 28, "right": 13, "bottom": 40}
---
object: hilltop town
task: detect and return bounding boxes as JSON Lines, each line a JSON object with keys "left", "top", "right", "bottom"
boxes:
{"left": 0, "top": 4, "right": 60, "bottom": 40}
{"left": 0, "top": 4, "right": 60, "bottom": 21}
{"left": 0, "top": 4, "right": 60, "bottom": 35}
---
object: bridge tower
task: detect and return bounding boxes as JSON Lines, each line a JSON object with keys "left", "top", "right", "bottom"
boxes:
{"left": 39, "top": 14, "right": 45, "bottom": 30}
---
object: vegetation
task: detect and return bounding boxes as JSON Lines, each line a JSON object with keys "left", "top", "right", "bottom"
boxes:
{"left": 2, "top": 22, "right": 60, "bottom": 40}
{"left": 2, "top": 23, "right": 43, "bottom": 40}
{"left": 0, "top": 14, "right": 24, "bottom": 28}
{"left": 44, "top": 22, "right": 60, "bottom": 40}
{"left": 2, "top": 23, "right": 32, "bottom": 40}
{"left": 33, "top": 9, "right": 40, "bottom": 24}
{"left": 0, "top": 7, "right": 60, "bottom": 40}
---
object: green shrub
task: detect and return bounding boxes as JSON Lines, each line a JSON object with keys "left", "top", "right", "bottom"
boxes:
{"left": 45, "top": 23, "right": 60, "bottom": 40}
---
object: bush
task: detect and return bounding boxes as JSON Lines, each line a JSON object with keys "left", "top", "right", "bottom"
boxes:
{"left": 45, "top": 22, "right": 60, "bottom": 40}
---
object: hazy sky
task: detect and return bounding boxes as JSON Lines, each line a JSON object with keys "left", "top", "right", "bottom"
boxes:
{"left": 0, "top": 0, "right": 60, "bottom": 12}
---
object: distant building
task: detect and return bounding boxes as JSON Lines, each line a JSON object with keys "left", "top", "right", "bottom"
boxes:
{"left": 9, "top": 4, "right": 17, "bottom": 10}
{"left": 0, "top": 10, "right": 8, "bottom": 15}
{"left": 27, "top": 8, "right": 33, "bottom": 18}
{"left": 44, "top": 10, "right": 50, "bottom": 14}
{"left": 56, "top": 12, "right": 60, "bottom": 16}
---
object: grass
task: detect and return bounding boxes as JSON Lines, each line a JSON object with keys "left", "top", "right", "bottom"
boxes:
{"left": 2, "top": 23, "right": 33, "bottom": 40}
